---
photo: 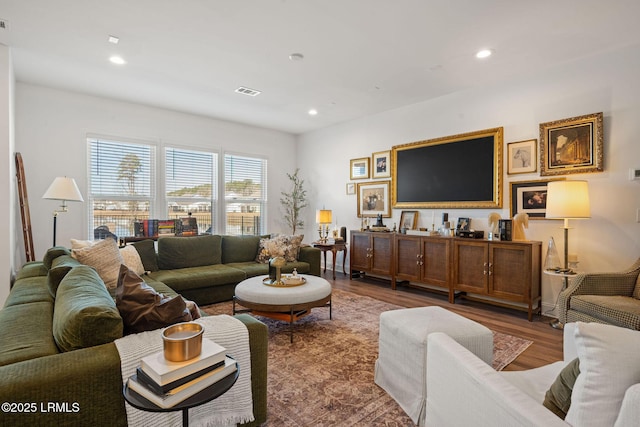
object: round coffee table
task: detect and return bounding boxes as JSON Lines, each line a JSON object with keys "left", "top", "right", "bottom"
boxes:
{"left": 233, "top": 275, "right": 332, "bottom": 342}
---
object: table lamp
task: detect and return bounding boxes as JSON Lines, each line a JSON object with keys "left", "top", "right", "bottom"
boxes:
{"left": 42, "top": 176, "right": 84, "bottom": 246}
{"left": 316, "top": 209, "right": 332, "bottom": 243}
{"left": 545, "top": 180, "right": 591, "bottom": 273}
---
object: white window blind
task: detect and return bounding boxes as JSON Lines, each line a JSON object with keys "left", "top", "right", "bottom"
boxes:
{"left": 88, "top": 137, "right": 155, "bottom": 238}
{"left": 165, "top": 147, "right": 217, "bottom": 234}
{"left": 224, "top": 153, "right": 267, "bottom": 235}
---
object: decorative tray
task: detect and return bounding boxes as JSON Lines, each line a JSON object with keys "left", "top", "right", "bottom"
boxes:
{"left": 263, "top": 276, "right": 307, "bottom": 287}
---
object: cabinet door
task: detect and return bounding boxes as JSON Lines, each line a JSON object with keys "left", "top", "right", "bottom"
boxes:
{"left": 395, "top": 235, "right": 421, "bottom": 281}
{"left": 489, "top": 243, "right": 531, "bottom": 301}
{"left": 422, "top": 238, "right": 450, "bottom": 287}
{"left": 453, "top": 240, "right": 488, "bottom": 293}
{"left": 350, "top": 232, "right": 371, "bottom": 272}
{"left": 371, "top": 234, "right": 393, "bottom": 275}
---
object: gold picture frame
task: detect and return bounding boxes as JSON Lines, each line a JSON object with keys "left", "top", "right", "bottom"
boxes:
{"left": 350, "top": 157, "right": 370, "bottom": 180}
{"left": 540, "top": 112, "right": 603, "bottom": 176}
{"left": 399, "top": 210, "right": 418, "bottom": 230}
{"left": 346, "top": 182, "right": 356, "bottom": 195}
{"left": 357, "top": 180, "right": 391, "bottom": 217}
{"left": 372, "top": 150, "right": 391, "bottom": 178}
{"left": 507, "top": 139, "right": 537, "bottom": 174}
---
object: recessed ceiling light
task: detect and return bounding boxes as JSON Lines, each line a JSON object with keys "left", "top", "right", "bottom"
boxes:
{"left": 109, "top": 55, "right": 126, "bottom": 65}
{"left": 476, "top": 49, "right": 493, "bottom": 59}
{"left": 235, "top": 86, "right": 261, "bottom": 96}
{"left": 308, "top": 109, "right": 318, "bottom": 116}
{"left": 108, "top": 35, "right": 119, "bottom": 44}
{"left": 289, "top": 53, "right": 304, "bottom": 61}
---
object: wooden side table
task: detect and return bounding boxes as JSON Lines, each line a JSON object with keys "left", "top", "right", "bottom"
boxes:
{"left": 312, "top": 240, "right": 347, "bottom": 280}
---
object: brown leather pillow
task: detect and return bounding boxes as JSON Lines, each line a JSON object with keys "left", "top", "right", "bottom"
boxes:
{"left": 115, "top": 264, "right": 195, "bottom": 334}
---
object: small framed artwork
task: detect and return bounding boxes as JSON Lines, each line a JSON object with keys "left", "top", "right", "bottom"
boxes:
{"left": 507, "top": 139, "right": 537, "bottom": 174}
{"left": 350, "top": 157, "right": 370, "bottom": 180}
{"left": 456, "top": 217, "right": 471, "bottom": 231}
{"left": 399, "top": 210, "right": 418, "bottom": 230}
{"left": 346, "top": 182, "right": 356, "bottom": 195}
{"left": 372, "top": 150, "right": 391, "bottom": 178}
{"left": 540, "top": 112, "right": 603, "bottom": 176}
{"left": 509, "top": 178, "right": 565, "bottom": 219}
{"left": 357, "top": 180, "right": 391, "bottom": 217}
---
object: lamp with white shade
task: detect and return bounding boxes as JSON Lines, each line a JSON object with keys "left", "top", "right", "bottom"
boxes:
{"left": 42, "top": 177, "right": 84, "bottom": 246}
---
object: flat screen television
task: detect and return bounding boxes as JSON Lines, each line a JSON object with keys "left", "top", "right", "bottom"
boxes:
{"left": 392, "top": 127, "right": 503, "bottom": 209}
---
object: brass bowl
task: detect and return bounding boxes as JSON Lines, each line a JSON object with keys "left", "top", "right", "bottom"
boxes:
{"left": 162, "top": 322, "right": 204, "bottom": 362}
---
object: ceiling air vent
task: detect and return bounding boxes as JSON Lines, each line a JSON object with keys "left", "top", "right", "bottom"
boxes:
{"left": 0, "top": 20, "right": 7, "bottom": 29}
{"left": 235, "top": 86, "right": 261, "bottom": 97}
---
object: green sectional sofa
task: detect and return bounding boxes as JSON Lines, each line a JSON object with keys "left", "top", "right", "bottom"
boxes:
{"left": 0, "top": 235, "right": 320, "bottom": 426}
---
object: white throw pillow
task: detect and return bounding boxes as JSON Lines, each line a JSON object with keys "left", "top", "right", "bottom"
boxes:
{"left": 72, "top": 238, "right": 124, "bottom": 290}
{"left": 69, "top": 238, "right": 95, "bottom": 258}
{"left": 565, "top": 322, "right": 640, "bottom": 426}
{"left": 119, "top": 245, "right": 146, "bottom": 275}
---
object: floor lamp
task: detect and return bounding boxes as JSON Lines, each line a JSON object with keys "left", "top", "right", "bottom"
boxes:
{"left": 42, "top": 177, "right": 84, "bottom": 246}
{"left": 545, "top": 180, "right": 591, "bottom": 328}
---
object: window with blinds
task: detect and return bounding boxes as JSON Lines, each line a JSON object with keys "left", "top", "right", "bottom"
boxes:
{"left": 88, "top": 137, "right": 155, "bottom": 238}
{"left": 165, "top": 147, "right": 217, "bottom": 234}
{"left": 224, "top": 153, "right": 267, "bottom": 235}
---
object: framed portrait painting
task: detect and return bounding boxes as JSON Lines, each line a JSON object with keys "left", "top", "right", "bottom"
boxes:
{"left": 509, "top": 178, "right": 565, "bottom": 219}
{"left": 507, "top": 139, "right": 537, "bottom": 174}
{"left": 357, "top": 180, "right": 391, "bottom": 217}
{"left": 540, "top": 112, "right": 603, "bottom": 176}
{"left": 350, "top": 157, "right": 370, "bottom": 180}
{"left": 372, "top": 150, "right": 391, "bottom": 178}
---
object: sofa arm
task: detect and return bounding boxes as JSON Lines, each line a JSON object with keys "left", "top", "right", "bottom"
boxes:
{"left": 299, "top": 246, "right": 321, "bottom": 277}
{"left": 425, "top": 333, "right": 567, "bottom": 427}
{"left": 0, "top": 343, "right": 127, "bottom": 427}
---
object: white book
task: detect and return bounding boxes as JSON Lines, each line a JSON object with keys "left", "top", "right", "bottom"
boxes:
{"left": 140, "top": 338, "right": 226, "bottom": 386}
{"left": 128, "top": 356, "right": 237, "bottom": 409}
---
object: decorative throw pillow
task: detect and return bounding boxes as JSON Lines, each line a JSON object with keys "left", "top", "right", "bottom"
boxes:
{"left": 131, "top": 239, "right": 159, "bottom": 272}
{"left": 255, "top": 234, "right": 304, "bottom": 263}
{"left": 115, "top": 265, "right": 197, "bottom": 334}
{"left": 543, "top": 358, "right": 580, "bottom": 419}
{"left": 119, "top": 245, "right": 146, "bottom": 275}
{"left": 43, "top": 246, "right": 71, "bottom": 269}
{"left": 72, "top": 238, "right": 124, "bottom": 290}
{"left": 565, "top": 322, "right": 640, "bottom": 426}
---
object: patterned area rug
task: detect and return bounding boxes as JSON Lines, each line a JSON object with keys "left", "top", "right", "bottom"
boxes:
{"left": 202, "top": 288, "right": 532, "bottom": 426}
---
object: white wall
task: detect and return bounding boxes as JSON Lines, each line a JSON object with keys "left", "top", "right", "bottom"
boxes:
{"left": 297, "top": 43, "right": 640, "bottom": 313}
{"left": 14, "top": 83, "right": 298, "bottom": 265}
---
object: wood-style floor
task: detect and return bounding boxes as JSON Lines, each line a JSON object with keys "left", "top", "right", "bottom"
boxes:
{"left": 322, "top": 269, "right": 564, "bottom": 371}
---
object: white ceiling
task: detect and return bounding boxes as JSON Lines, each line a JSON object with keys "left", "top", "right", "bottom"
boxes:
{"left": 1, "top": 0, "right": 639, "bottom": 135}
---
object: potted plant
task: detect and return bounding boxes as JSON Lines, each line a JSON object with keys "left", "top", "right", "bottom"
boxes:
{"left": 280, "top": 169, "right": 307, "bottom": 234}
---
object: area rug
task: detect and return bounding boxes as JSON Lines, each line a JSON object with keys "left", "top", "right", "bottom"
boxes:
{"left": 201, "top": 289, "right": 532, "bottom": 426}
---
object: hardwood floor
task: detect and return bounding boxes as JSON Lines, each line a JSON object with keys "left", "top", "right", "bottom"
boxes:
{"left": 322, "top": 270, "right": 564, "bottom": 371}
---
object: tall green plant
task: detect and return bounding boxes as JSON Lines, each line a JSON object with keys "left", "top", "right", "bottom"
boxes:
{"left": 280, "top": 169, "right": 308, "bottom": 234}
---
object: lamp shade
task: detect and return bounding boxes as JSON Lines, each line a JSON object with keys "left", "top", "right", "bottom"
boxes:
{"left": 316, "top": 209, "right": 332, "bottom": 224}
{"left": 545, "top": 180, "right": 590, "bottom": 219}
{"left": 42, "top": 177, "right": 84, "bottom": 202}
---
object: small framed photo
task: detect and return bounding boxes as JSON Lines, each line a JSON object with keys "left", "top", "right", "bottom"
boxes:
{"left": 346, "top": 182, "right": 356, "bottom": 195}
{"left": 357, "top": 180, "right": 391, "bottom": 217}
{"left": 372, "top": 150, "right": 391, "bottom": 178}
{"left": 456, "top": 217, "right": 470, "bottom": 231}
{"left": 399, "top": 210, "right": 418, "bottom": 230}
{"left": 509, "top": 178, "right": 565, "bottom": 219}
{"left": 540, "top": 112, "right": 603, "bottom": 176}
{"left": 507, "top": 139, "right": 537, "bottom": 174}
{"left": 350, "top": 157, "right": 370, "bottom": 180}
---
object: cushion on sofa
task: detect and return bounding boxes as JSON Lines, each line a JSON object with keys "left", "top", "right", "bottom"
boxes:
{"left": 565, "top": 322, "right": 640, "bottom": 427}
{"left": 633, "top": 273, "right": 640, "bottom": 299}
{"left": 115, "top": 265, "right": 195, "bottom": 334}
{"left": 256, "top": 234, "right": 304, "bottom": 263}
{"left": 148, "top": 264, "right": 247, "bottom": 292}
{"left": 72, "top": 238, "right": 124, "bottom": 290}
{"left": 543, "top": 358, "right": 580, "bottom": 419}
{"left": 15, "top": 261, "right": 48, "bottom": 280}
{"left": 47, "top": 255, "right": 83, "bottom": 297}
{"left": 53, "top": 265, "right": 123, "bottom": 352}
{"left": 119, "top": 245, "right": 145, "bottom": 275}
{"left": 4, "top": 276, "right": 54, "bottom": 307}
{"left": 157, "top": 234, "right": 222, "bottom": 269}
{"left": 570, "top": 295, "right": 640, "bottom": 329}
{"left": 43, "top": 246, "right": 71, "bottom": 269}
{"left": 222, "top": 235, "right": 261, "bottom": 264}
{"left": 131, "top": 239, "right": 159, "bottom": 272}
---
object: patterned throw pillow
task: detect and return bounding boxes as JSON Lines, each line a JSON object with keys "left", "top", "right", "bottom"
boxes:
{"left": 256, "top": 235, "right": 304, "bottom": 263}
{"left": 72, "top": 238, "right": 124, "bottom": 290}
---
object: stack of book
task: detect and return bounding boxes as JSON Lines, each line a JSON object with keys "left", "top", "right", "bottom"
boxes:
{"left": 127, "top": 338, "right": 237, "bottom": 408}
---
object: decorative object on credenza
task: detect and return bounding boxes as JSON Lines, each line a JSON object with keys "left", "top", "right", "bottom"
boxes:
{"left": 498, "top": 219, "right": 513, "bottom": 241}
{"left": 513, "top": 212, "right": 529, "bottom": 241}
{"left": 280, "top": 168, "right": 308, "bottom": 234}
{"left": 350, "top": 157, "right": 370, "bottom": 180}
{"left": 357, "top": 180, "right": 391, "bottom": 218}
{"left": 456, "top": 217, "right": 470, "bottom": 235}
{"left": 372, "top": 150, "right": 391, "bottom": 178}
{"left": 487, "top": 212, "right": 501, "bottom": 239}
{"left": 509, "top": 178, "right": 565, "bottom": 219}
{"left": 42, "top": 176, "right": 84, "bottom": 246}
{"left": 316, "top": 208, "right": 332, "bottom": 243}
{"left": 399, "top": 210, "right": 418, "bottom": 230}
{"left": 540, "top": 112, "right": 603, "bottom": 176}
{"left": 507, "top": 139, "right": 537, "bottom": 175}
